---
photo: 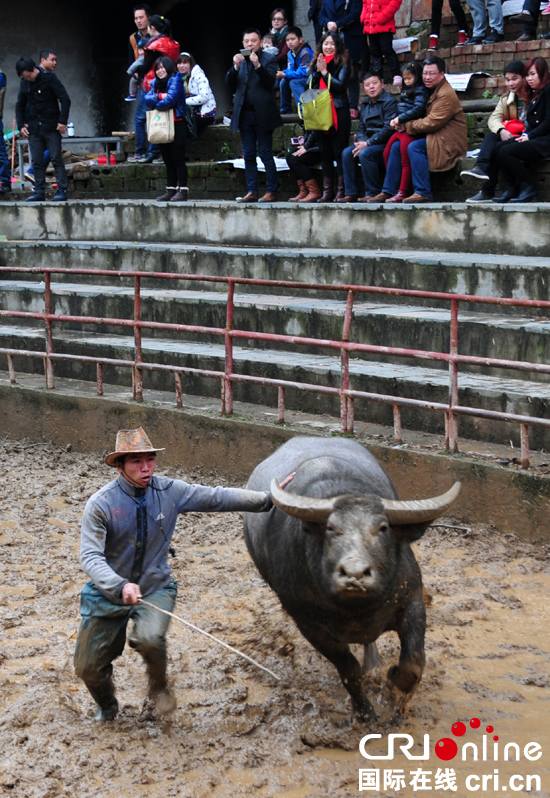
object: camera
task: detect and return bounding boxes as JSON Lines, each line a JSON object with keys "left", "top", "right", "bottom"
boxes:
{"left": 240, "top": 48, "right": 252, "bottom": 57}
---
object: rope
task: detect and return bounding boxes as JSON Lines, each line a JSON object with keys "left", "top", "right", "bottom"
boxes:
{"left": 139, "top": 599, "right": 280, "bottom": 681}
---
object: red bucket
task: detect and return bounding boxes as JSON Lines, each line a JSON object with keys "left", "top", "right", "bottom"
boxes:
{"left": 97, "top": 155, "right": 116, "bottom": 165}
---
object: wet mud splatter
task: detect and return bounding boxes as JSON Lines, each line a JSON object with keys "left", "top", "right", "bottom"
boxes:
{"left": 0, "top": 440, "right": 548, "bottom": 797}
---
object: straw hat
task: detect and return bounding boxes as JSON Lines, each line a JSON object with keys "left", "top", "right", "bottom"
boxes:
{"left": 105, "top": 427, "right": 165, "bottom": 467}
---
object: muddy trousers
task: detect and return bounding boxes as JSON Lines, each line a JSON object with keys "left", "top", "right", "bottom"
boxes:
{"left": 74, "top": 579, "right": 177, "bottom": 703}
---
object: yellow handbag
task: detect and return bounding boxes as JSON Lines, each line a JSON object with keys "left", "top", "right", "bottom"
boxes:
{"left": 298, "top": 74, "right": 333, "bottom": 132}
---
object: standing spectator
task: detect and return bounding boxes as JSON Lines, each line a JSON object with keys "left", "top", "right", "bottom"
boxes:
{"left": 225, "top": 28, "right": 282, "bottom": 203}
{"left": 276, "top": 26, "right": 313, "bottom": 113}
{"left": 461, "top": 61, "right": 525, "bottom": 202}
{"left": 308, "top": 0, "right": 324, "bottom": 43}
{"left": 285, "top": 131, "right": 322, "bottom": 201}
{"left": 464, "top": 0, "right": 504, "bottom": 43}
{"left": 361, "top": 0, "right": 404, "bottom": 86}
{"left": 15, "top": 56, "right": 71, "bottom": 202}
{"left": 319, "top": 0, "right": 363, "bottom": 116}
{"left": 492, "top": 57, "right": 550, "bottom": 203}
{"left": 26, "top": 48, "right": 59, "bottom": 185}
{"left": 339, "top": 72, "right": 398, "bottom": 202}
{"left": 307, "top": 31, "right": 351, "bottom": 201}
{"left": 145, "top": 58, "right": 188, "bottom": 202}
{"left": 269, "top": 8, "right": 290, "bottom": 69}
{"left": 383, "top": 55, "right": 466, "bottom": 202}
{"left": 0, "top": 66, "right": 12, "bottom": 195}
{"left": 176, "top": 53, "right": 217, "bottom": 129}
{"left": 127, "top": 5, "right": 158, "bottom": 164}
{"left": 429, "top": 0, "right": 469, "bottom": 49}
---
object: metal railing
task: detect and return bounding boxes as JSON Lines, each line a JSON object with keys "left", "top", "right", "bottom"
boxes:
{"left": 1, "top": 265, "right": 550, "bottom": 468}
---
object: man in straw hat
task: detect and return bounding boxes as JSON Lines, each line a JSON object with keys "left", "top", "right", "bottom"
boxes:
{"left": 74, "top": 427, "right": 281, "bottom": 721}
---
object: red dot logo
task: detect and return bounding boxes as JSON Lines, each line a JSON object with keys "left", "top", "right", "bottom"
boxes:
{"left": 493, "top": 736, "right": 499, "bottom": 741}
{"left": 470, "top": 718, "right": 481, "bottom": 729}
{"left": 452, "top": 722, "right": 466, "bottom": 736}
{"left": 486, "top": 725, "right": 494, "bottom": 733}
{"left": 435, "top": 738, "right": 458, "bottom": 761}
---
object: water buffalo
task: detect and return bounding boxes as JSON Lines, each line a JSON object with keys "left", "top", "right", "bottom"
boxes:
{"left": 243, "top": 436, "right": 460, "bottom": 723}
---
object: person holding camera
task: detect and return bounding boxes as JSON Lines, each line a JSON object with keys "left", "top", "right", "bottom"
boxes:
{"left": 225, "top": 28, "right": 283, "bottom": 202}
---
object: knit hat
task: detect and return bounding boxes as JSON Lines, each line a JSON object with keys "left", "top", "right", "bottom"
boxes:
{"left": 105, "top": 427, "right": 165, "bottom": 467}
{"left": 504, "top": 60, "right": 525, "bottom": 76}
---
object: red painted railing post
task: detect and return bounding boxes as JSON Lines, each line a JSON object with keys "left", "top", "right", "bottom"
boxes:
{"left": 133, "top": 275, "right": 143, "bottom": 402}
{"left": 222, "top": 281, "right": 235, "bottom": 416}
{"left": 341, "top": 289, "right": 354, "bottom": 434}
{"left": 447, "top": 298, "right": 459, "bottom": 452}
{"left": 44, "top": 273, "right": 55, "bottom": 389}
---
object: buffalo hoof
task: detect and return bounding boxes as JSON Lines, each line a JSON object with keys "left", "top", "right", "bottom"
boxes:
{"left": 93, "top": 700, "right": 119, "bottom": 721}
{"left": 352, "top": 698, "right": 377, "bottom": 724}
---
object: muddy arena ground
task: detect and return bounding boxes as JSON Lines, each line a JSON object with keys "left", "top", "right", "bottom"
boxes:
{"left": 0, "top": 438, "right": 549, "bottom": 798}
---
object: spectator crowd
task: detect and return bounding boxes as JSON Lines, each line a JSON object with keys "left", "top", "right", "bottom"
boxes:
{"left": 1, "top": 1, "right": 549, "bottom": 204}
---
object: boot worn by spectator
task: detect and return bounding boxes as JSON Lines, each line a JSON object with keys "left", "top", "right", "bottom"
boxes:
{"left": 157, "top": 187, "right": 177, "bottom": 201}
{"left": 170, "top": 187, "right": 188, "bottom": 202}
{"left": 289, "top": 180, "right": 307, "bottom": 201}
{"left": 298, "top": 179, "right": 322, "bottom": 202}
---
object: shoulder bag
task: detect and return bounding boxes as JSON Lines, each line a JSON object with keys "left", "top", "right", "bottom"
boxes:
{"left": 298, "top": 74, "right": 333, "bottom": 132}
{"left": 146, "top": 108, "right": 175, "bottom": 144}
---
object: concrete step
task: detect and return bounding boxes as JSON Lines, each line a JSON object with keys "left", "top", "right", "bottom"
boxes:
{"left": 2, "top": 281, "right": 550, "bottom": 383}
{"left": 2, "top": 241, "right": 550, "bottom": 310}
{"left": 0, "top": 200, "right": 549, "bottom": 256}
{"left": 2, "top": 323, "right": 549, "bottom": 449}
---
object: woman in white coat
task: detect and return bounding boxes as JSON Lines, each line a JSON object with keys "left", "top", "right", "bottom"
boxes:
{"left": 176, "top": 52, "right": 217, "bottom": 129}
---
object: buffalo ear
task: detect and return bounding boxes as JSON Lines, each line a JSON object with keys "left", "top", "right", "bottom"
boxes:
{"left": 390, "top": 522, "right": 431, "bottom": 543}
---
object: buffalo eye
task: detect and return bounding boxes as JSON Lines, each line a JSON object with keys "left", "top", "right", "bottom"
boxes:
{"left": 378, "top": 523, "right": 389, "bottom": 534}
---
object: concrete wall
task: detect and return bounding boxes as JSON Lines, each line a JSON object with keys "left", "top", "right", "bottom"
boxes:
{"left": 2, "top": 383, "right": 550, "bottom": 542}
{"left": 2, "top": 3, "right": 101, "bottom": 137}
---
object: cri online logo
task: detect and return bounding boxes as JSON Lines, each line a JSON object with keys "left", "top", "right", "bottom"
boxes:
{"left": 360, "top": 718, "right": 542, "bottom": 762}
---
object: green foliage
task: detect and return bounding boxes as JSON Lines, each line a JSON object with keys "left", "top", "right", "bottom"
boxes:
{"left": 220, "top": 142, "right": 231, "bottom": 156}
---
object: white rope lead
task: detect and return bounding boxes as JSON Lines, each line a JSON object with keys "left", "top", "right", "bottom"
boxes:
{"left": 139, "top": 599, "right": 280, "bottom": 681}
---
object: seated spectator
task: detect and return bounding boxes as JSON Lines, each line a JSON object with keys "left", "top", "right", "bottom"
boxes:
{"left": 261, "top": 34, "right": 280, "bottom": 58}
{"left": 461, "top": 60, "right": 525, "bottom": 202}
{"left": 492, "top": 57, "right": 550, "bottom": 203}
{"left": 269, "top": 8, "right": 290, "bottom": 69}
{"left": 276, "top": 26, "right": 313, "bottom": 113}
{"left": 512, "top": 1, "right": 544, "bottom": 41}
{"left": 285, "top": 131, "right": 322, "bottom": 201}
{"left": 378, "top": 61, "right": 429, "bottom": 203}
{"left": 338, "top": 72, "right": 398, "bottom": 202}
{"left": 382, "top": 55, "right": 466, "bottom": 202}
{"left": 176, "top": 52, "right": 217, "bottom": 129}
{"left": 145, "top": 57, "right": 188, "bottom": 202}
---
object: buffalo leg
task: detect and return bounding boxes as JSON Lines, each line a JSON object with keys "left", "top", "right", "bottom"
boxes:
{"left": 388, "top": 599, "right": 426, "bottom": 693}
{"left": 296, "top": 623, "right": 376, "bottom": 723}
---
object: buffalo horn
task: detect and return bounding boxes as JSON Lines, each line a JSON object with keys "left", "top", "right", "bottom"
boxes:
{"left": 270, "top": 478, "right": 336, "bottom": 522}
{"left": 382, "top": 482, "right": 461, "bottom": 525}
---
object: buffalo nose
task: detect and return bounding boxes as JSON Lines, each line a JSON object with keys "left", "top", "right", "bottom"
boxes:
{"left": 338, "top": 563, "right": 372, "bottom": 579}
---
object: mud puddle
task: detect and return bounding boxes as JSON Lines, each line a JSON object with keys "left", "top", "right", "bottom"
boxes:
{"left": 0, "top": 440, "right": 548, "bottom": 797}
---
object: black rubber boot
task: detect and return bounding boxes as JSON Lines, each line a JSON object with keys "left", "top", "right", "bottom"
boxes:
{"left": 86, "top": 678, "right": 119, "bottom": 721}
{"left": 147, "top": 661, "right": 177, "bottom": 714}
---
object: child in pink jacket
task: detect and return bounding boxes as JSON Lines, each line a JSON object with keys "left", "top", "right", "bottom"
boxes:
{"left": 361, "top": 0, "right": 404, "bottom": 85}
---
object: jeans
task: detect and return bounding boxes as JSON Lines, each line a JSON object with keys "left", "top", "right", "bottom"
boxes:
{"left": 385, "top": 138, "right": 432, "bottom": 197}
{"left": 239, "top": 109, "right": 278, "bottom": 194}
{"left": 431, "top": 0, "right": 468, "bottom": 35}
{"left": 27, "top": 149, "right": 50, "bottom": 177}
{"left": 28, "top": 128, "right": 67, "bottom": 193}
{"left": 0, "top": 118, "right": 10, "bottom": 186}
{"left": 135, "top": 88, "right": 158, "bottom": 157}
{"left": 469, "top": 0, "right": 504, "bottom": 37}
{"left": 74, "top": 579, "right": 177, "bottom": 690}
{"left": 280, "top": 76, "right": 308, "bottom": 112}
{"left": 342, "top": 142, "right": 386, "bottom": 196}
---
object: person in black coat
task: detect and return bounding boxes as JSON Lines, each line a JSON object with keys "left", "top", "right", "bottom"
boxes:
{"left": 307, "top": 31, "right": 351, "bottom": 201}
{"left": 15, "top": 57, "right": 71, "bottom": 202}
{"left": 308, "top": 0, "right": 324, "bottom": 44}
{"left": 225, "top": 28, "right": 283, "bottom": 203}
{"left": 493, "top": 57, "right": 550, "bottom": 203}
